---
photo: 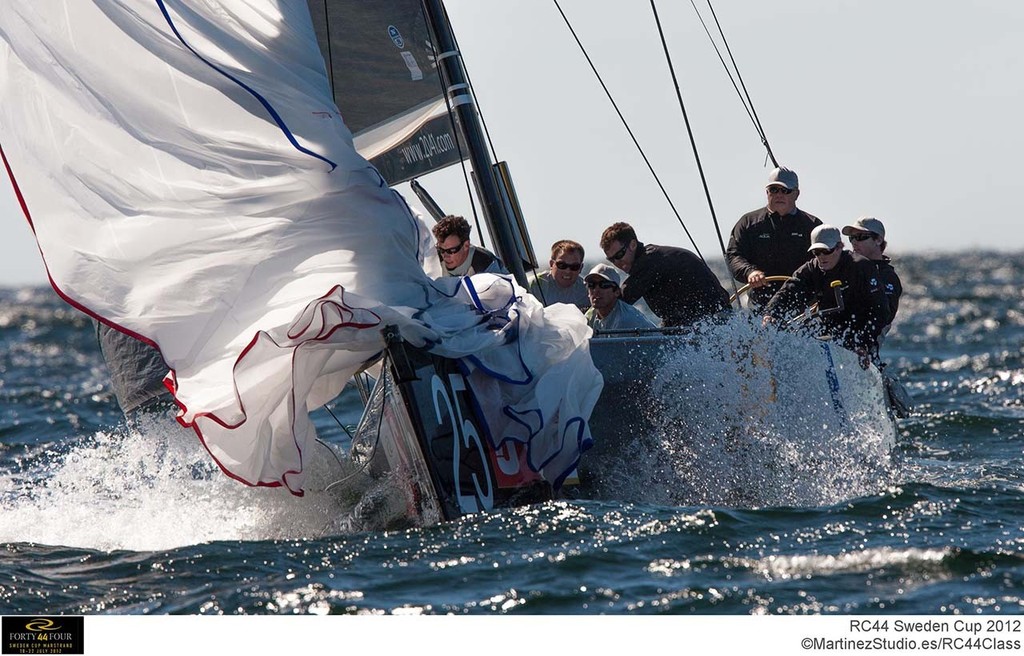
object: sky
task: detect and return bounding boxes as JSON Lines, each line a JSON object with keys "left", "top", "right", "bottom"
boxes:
{"left": 3, "top": 0, "right": 1023, "bottom": 286}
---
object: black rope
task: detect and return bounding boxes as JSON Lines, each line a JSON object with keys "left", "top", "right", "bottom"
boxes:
{"left": 321, "top": 0, "right": 335, "bottom": 97}
{"left": 650, "top": 0, "right": 729, "bottom": 264}
{"left": 693, "top": 0, "right": 778, "bottom": 168}
{"left": 324, "top": 352, "right": 390, "bottom": 493}
{"left": 324, "top": 403, "right": 354, "bottom": 441}
{"left": 552, "top": 0, "right": 705, "bottom": 262}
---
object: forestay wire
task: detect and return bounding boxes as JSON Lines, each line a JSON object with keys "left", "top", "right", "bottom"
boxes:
{"left": 691, "top": 0, "right": 778, "bottom": 168}
{"left": 552, "top": 0, "right": 705, "bottom": 263}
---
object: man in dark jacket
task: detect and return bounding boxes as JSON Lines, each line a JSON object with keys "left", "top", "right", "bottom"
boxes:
{"left": 763, "top": 225, "right": 889, "bottom": 359}
{"left": 726, "top": 166, "right": 821, "bottom": 309}
{"left": 600, "top": 222, "right": 731, "bottom": 328}
{"left": 842, "top": 216, "right": 901, "bottom": 334}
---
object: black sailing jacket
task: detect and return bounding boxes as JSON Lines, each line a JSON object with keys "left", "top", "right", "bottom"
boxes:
{"left": 764, "top": 250, "right": 889, "bottom": 351}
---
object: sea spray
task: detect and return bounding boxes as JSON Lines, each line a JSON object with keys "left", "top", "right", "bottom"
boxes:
{"left": 642, "top": 315, "right": 899, "bottom": 508}
{"left": 0, "top": 412, "right": 372, "bottom": 550}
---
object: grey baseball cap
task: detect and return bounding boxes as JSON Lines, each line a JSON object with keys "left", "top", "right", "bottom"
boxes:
{"left": 808, "top": 225, "right": 842, "bottom": 252}
{"left": 841, "top": 216, "right": 886, "bottom": 239}
{"left": 584, "top": 263, "right": 623, "bottom": 287}
{"left": 766, "top": 166, "right": 799, "bottom": 190}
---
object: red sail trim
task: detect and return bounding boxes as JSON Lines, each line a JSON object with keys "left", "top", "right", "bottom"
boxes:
{"left": 167, "top": 289, "right": 386, "bottom": 495}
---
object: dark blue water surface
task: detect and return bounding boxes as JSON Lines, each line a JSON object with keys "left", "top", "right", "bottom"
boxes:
{"left": 1, "top": 252, "right": 1022, "bottom": 615}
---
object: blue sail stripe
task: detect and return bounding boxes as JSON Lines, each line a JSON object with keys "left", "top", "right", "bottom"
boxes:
{"left": 154, "top": 0, "right": 337, "bottom": 171}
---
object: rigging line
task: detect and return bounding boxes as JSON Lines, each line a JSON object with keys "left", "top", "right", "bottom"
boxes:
{"left": 324, "top": 351, "right": 391, "bottom": 494}
{"left": 421, "top": 12, "right": 487, "bottom": 249}
{"left": 650, "top": 0, "right": 730, "bottom": 265}
{"left": 324, "top": 403, "right": 354, "bottom": 441}
{"left": 687, "top": 0, "right": 763, "bottom": 147}
{"left": 552, "top": 0, "right": 704, "bottom": 261}
{"left": 321, "top": 0, "right": 335, "bottom": 97}
{"left": 702, "top": 0, "right": 778, "bottom": 168}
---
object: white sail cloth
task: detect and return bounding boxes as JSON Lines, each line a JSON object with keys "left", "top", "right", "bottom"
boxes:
{"left": 0, "top": 1, "right": 601, "bottom": 493}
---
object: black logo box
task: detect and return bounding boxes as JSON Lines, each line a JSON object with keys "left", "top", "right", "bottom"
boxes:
{"left": 2, "top": 616, "right": 84, "bottom": 655}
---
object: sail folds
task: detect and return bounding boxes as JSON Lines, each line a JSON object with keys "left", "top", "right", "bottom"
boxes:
{"left": 0, "top": 0, "right": 599, "bottom": 494}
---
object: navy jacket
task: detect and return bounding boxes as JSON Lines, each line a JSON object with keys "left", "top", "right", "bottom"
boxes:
{"left": 872, "top": 256, "right": 902, "bottom": 327}
{"left": 726, "top": 207, "right": 822, "bottom": 307}
{"left": 620, "top": 243, "right": 731, "bottom": 327}
{"left": 764, "top": 250, "right": 889, "bottom": 351}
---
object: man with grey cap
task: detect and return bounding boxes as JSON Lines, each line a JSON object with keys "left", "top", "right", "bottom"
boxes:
{"left": 763, "top": 225, "right": 889, "bottom": 360}
{"left": 583, "top": 263, "right": 655, "bottom": 332}
{"left": 842, "top": 216, "right": 902, "bottom": 331}
{"left": 726, "top": 166, "right": 822, "bottom": 309}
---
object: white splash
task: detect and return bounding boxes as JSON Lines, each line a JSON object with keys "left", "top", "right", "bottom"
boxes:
{"left": 0, "top": 413, "right": 370, "bottom": 552}
{"left": 635, "top": 316, "right": 899, "bottom": 508}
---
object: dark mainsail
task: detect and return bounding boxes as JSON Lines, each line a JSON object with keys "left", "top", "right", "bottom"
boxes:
{"left": 307, "top": 0, "right": 465, "bottom": 184}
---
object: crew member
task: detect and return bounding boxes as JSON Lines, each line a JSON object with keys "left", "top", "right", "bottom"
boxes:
{"left": 583, "top": 263, "right": 655, "bottom": 331}
{"left": 842, "top": 216, "right": 902, "bottom": 333}
{"left": 432, "top": 215, "right": 507, "bottom": 277}
{"left": 528, "top": 239, "right": 589, "bottom": 311}
{"left": 726, "top": 166, "right": 822, "bottom": 309}
{"left": 763, "top": 225, "right": 889, "bottom": 361}
{"left": 600, "top": 222, "right": 731, "bottom": 328}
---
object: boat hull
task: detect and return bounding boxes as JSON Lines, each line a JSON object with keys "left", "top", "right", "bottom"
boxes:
{"left": 579, "top": 330, "right": 898, "bottom": 504}
{"left": 351, "top": 327, "right": 898, "bottom": 523}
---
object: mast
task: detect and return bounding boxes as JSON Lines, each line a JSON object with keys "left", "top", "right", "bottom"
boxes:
{"left": 420, "top": 0, "right": 528, "bottom": 286}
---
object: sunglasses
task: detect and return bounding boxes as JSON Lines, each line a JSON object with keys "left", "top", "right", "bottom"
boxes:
{"left": 553, "top": 260, "right": 582, "bottom": 271}
{"left": 767, "top": 186, "right": 794, "bottom": 195}
{"left": 436, "top": 241, "right": 465, "bottom": 256}
{"left": 811, "top": 245, "right": 839, "bottom": 256}
{"left": 849, "top": 233, "right": 876, "bottom": 242}
{"left": 586, "top": 280, "right": 617, "bottom": 290}
{"left": 606, "top": 243, "right": 629, "bottom": 262}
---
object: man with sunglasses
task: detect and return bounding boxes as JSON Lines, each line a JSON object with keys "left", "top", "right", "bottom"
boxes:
{"left": 763, "top": 225, "right": 889, "bottom": 362}
{"left": 599, "top": 222, "right": 731, "bottom": 328}
{"left": 726, "top": 166, "right": 822, "bottom": 309}
{"left": 842, "top": 217, "right": 902, "bottom": 332}
{"left": 432, "top": 214, "right": 507, "bottom": 278}
{"left": 583, "top": 264, "right": 654, "bottom": 331}
{"left": 528, "top": 239, "right": 590, "bottom": 311}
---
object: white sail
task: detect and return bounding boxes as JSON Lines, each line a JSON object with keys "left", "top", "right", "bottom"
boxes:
{"left": 0, "top": 0, "right": 600, "bottom": 494}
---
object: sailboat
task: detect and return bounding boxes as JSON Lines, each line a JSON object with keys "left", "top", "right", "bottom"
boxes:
{"left": 307, "top": 1, "right": 901, "bottom": 516}
{"left": 0, "top": 1, "right": 898, "bottom": 525}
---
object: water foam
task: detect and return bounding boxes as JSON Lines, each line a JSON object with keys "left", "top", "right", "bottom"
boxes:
{"left": 638, "top": 317, "right": 899, "bottom": 508}
{"left": 0, "top": 413, "right": 369, "bottom": 551}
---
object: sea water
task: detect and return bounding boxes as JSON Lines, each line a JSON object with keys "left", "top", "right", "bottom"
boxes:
{"left": 0, "top": 252, "right": 1021, "bottom": 615}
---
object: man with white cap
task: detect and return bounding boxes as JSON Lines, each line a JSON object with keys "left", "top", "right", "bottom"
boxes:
{"left": 842, "top": 216, "right": 902, "bottom": 331}
{"left": 583, "top": 263, "right": 655, "bottom": 332}
{"left": 726, "top": 166, "right": 822, "bottom": 309}
{"left": 763, "top": 225, "right": 889, "bottom": 360}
